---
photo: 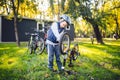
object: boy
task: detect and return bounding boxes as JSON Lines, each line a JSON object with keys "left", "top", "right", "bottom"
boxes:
{"left": 46, "top": 14, "right": 71, "bottom": 72}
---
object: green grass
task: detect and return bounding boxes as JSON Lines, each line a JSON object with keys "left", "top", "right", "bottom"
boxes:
{"left": 0, "top": 38, "right": 120, "bottom": 80}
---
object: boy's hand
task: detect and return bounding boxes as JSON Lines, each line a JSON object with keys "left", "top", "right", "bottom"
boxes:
{"left": 57, "top": 37, "right": 60, "bottom": 42}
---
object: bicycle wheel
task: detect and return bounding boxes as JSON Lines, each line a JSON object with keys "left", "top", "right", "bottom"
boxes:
{"left": 35, "top": 38, "right": 45, "bottom": 54}
{"left": 59, "top": 32, "right": 70, "bottom": 55}
{"left": 71, "top": 43, "right": 80, "bottom": 60}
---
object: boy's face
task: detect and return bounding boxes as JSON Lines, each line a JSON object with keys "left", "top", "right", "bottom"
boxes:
{"left": 60, "top": 21, "right": 68, "bottom": 28}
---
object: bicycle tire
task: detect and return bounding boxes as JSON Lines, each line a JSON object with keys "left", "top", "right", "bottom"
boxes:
{"left": 59, "top": 32, "right": 70, "bottom": 55}
{"left": 35, "top": 38, "right": 45, "bottom": 54}
{"left": 70, "top": 43, "right": 80, "bottom": 60}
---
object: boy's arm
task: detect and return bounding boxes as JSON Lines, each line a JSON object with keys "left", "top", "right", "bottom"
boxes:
{"left": 51, "top": 22, "right": 64, "bottom": 41}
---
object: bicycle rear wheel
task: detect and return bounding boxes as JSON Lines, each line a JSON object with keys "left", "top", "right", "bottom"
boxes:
{"left": 72, "top": 44, "right": 80, "bottom": 60}
{"left": 59, "top": 32, "right": 70, "bottom": 55}
{"left": 36, "top": 38, "right": 45, "bottom": 54}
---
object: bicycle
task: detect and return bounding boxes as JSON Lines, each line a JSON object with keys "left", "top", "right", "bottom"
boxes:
{"left": 26, "top": 29, "right": 47, "bottom": 54}
{"left": 59, "top": 33, "right": 80, "bottom": 67}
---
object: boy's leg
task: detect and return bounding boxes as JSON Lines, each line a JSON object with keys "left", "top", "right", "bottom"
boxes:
{"left": 47, "top": 44, "right": 54, "bottom": 70}
{"left": 54, "top": 45, "right": 62, "bottom": 71}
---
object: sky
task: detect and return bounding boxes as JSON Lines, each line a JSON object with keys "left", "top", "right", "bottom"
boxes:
{"left": 37, "top": 0, "right": 50, "bottom": 11}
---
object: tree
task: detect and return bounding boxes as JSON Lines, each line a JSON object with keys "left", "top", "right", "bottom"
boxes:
{"left": 66, "top": 0, "right": 105, "bottom": 44}
{"left": 99, "top": 0, "right": 120, "bottom": 38}
{"left": 10, "top": 0, "right": 21, "bottom": 46}
{"left": 49, "top": 0, "right": 105, "bottom": 44}
{"left": 0, "top": 0, "right": 39, "bottom": 46}
{"left": 0, "top": 0, "right": 24, "bottom": 46}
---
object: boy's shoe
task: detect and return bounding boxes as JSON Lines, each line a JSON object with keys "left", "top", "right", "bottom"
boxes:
{"left": 61, "top": 66, "right": 65, "bottom": 70}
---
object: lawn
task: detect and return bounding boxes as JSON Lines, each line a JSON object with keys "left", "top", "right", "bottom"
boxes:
{"left": 0, "top": 38, "right": 120, "bottom": 80}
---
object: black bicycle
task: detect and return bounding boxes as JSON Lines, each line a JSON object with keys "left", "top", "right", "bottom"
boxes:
{"left": 26, "top": 29, "right": 47, "bottom": 54}
{"left": 59, "top": 33, "right": 80, "bottom": 67}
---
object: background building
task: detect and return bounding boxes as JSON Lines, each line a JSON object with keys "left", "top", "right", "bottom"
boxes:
{"left": 0, "top": 15, "right": 75, "bottom": 42}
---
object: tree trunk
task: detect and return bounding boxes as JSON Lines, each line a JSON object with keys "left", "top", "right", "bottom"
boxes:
{"left": 92, "top": 24, "right": 104, "bottom": 44}
{"left": 11, "top": 0, "right": 20, "bottom": 46}
{"left": 85, "top": 17, "right": 104, "bottom": 44}
{"left": 14, "top": 15, "right": 20, "bottom": 46}
{"left": 115, "top": 16, "right": 119, "bottom": 39}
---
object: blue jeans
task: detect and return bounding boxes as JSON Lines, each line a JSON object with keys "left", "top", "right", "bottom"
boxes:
{"left": 47, "top": 44, "right": 62, "bottom": 71}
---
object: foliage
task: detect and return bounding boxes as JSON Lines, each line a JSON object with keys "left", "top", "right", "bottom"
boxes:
{"left": 0, "top": 39, "right": 120, "bottom": 80}
{"left": 48, "top": 0, "right": 69, "bottom": 19}
{"left": 0, "top": 0, "right": 39, "bottom": 18}
{"left": 71, "top": 0, "right": 120, "bottom": 38}
{"left": 19, "top": 0, "right": 39, "bottom": 18}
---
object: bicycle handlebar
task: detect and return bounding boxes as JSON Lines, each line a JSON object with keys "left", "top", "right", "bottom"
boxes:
{"left": 25, "top": 32, "right": 38, "bottom": 36}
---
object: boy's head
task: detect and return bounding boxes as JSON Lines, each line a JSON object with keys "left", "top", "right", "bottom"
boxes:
{"left": 59, "top": 14, "right": 71, "bottom": 28}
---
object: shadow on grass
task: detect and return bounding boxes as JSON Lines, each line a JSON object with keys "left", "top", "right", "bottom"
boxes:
{"left": 0, "top": 68, "right": 26, "bottom": 80}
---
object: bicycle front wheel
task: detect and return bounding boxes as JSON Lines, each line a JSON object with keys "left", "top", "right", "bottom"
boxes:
{"left": 59, "top": 32, "right": 70, "bottom": 55}
{"left": 36, "top": 38, "right": 45, "bottom": 54}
